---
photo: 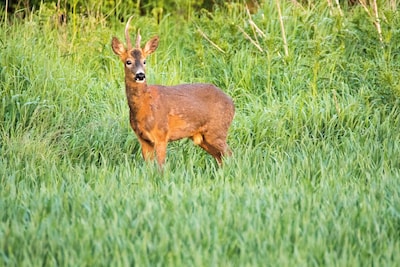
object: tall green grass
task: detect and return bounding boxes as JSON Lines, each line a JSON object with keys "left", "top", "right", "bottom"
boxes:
{"left": 1, "top": 1, "right": 400, "bottom": 266}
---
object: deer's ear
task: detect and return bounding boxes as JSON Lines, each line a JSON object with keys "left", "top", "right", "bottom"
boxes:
{"left": 111, "top": 37, "right": 126, "bottom": 56}
{"left": 143, "top": 36, "right": 159, "bottom": 55}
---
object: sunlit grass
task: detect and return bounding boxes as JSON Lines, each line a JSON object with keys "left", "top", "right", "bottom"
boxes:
{"left": 1, "top": 1, "right": 400, "bottom": 266}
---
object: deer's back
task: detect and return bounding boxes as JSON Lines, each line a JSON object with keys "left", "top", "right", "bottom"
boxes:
{"left": 150, "top": 83, "right": 234, "bottom": 120}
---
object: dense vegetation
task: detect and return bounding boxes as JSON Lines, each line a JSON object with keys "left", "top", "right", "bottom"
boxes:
{"left": 1, "top": 1, "right": 400, "bottom": 266}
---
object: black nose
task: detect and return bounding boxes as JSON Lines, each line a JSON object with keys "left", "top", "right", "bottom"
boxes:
{"left": 135, "top": 72, "right": 146, "bottom": 81}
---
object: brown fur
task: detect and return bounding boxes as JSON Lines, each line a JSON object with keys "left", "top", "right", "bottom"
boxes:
{"left": 111, "top": 21, "right": 235, "bottom": 167}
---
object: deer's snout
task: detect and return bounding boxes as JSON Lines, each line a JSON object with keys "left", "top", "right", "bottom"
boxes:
{"left": 135, "top": 72, "right": 146, "bottom": 82}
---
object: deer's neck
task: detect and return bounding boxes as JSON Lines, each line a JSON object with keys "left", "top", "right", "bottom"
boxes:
{"left": 126, "top": 78, "right": 149, "bottom": 94}
{"left": 125, "top": 79, "right": 149, "bottom": 111}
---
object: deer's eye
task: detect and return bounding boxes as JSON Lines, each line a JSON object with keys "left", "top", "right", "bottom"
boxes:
{"left": 126, "top": 60, "right": 132, "bottom": 65}
{"left": 143, "top": 60, "right": 146, "bottom": 65}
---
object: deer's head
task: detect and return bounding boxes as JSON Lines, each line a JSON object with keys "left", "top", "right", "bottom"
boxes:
{"left": 112, "top": 16, "right": 159, "bottom": 83}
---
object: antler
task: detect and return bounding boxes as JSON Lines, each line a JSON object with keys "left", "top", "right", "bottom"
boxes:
{"left": 125, "top": 16, "right": 134, "bottom": 50}
{"left": 136, "top": 29, "right": 142, "bottom": 48}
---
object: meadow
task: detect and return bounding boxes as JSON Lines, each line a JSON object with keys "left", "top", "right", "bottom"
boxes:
{"left": 1, "top": 1, "right": 400, "bottom": 266}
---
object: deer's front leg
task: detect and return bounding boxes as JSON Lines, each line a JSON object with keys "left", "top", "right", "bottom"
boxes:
{"left": 130, "top": 111, "right": 155, "bottom": 161}
{"left": 155, "top": 141, "right": 167, "bottom": 167}
{"left": 138, "top": 138, "right": 155, "bottom": 161}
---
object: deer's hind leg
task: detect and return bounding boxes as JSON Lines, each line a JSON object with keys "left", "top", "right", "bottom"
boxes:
{"left": 198, "top": 133, "right": 230, "bottom": 165}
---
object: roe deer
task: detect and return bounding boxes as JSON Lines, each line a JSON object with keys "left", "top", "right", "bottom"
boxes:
{"left": 111, "top": 17, "right": 235, "bottom": 167}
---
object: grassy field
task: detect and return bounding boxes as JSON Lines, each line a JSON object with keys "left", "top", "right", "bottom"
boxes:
{"left": 1, "top": 1, "right": 400, "bottom": 266}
